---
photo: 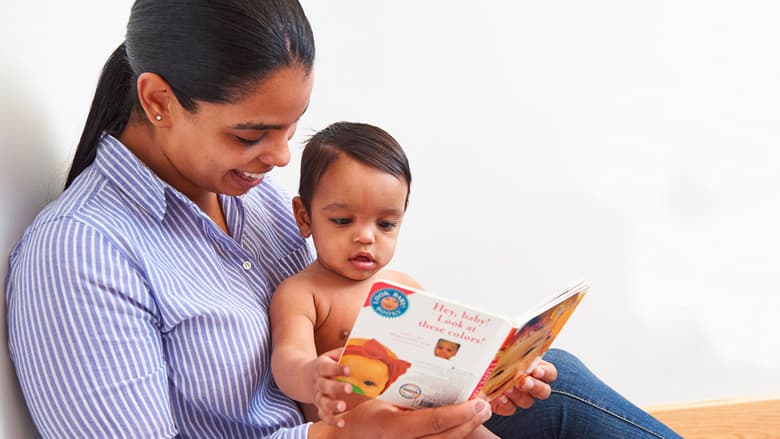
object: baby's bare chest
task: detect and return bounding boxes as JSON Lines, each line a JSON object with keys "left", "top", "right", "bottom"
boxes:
{"left": 313, "top": 297, "right": 364, "bottom": 354}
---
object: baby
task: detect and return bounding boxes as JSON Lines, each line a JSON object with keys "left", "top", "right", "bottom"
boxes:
{"left": 270, "top": 122, "right": 497, "bottom": 438}
{"left": 434, "top": 338, "right": 462, "bottom": 360}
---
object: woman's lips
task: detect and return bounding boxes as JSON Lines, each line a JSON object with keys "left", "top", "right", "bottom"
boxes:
{"left": 230, "top": 170, "right": 265, "bottom": 189}
{"left": 240, "top": 170, "right": 266, "bottom": 180}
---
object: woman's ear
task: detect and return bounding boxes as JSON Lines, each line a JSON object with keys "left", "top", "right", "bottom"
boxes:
{"left": 292, "top": 197, "right": 312, "bottom": 238}
{"left": 136, "top": 72, "right": 173, "bottom": 127}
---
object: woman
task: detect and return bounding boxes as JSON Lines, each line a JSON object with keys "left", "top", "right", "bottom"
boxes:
{"left": 6, "top": 1, "right": 679, "bottom": 438}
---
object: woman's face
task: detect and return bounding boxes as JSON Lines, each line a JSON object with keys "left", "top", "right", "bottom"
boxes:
{"left": 160, "top": 66, "right": 313, "bottom": 200}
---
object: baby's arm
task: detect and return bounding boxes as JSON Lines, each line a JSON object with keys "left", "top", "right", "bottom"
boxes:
{"left": 269, "top": 277, "right": 351, "bottom": 424}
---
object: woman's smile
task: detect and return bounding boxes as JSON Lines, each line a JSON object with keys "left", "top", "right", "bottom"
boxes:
{"left": 240, "top": 170, "right": 268, "bottom": 180}
{"left": 229, "top": 169, "right": 266, "bottom": 189}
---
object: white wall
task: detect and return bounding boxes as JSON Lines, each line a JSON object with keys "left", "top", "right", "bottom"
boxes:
{"left": 2, "top": 1, "right": 778, "bottom": 436}
{"left": 1, "top": 3, "right": 129, "bottom": 437}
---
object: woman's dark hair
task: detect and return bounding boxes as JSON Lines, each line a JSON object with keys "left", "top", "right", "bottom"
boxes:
{"left": 299, "top": 121, "right": 412, "bottom": 212}
{"left": 65, "top": 0, "right": 315, "bottom": 189}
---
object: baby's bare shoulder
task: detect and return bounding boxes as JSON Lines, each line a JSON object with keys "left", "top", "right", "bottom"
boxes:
{"left": 270, "top": 273, "right": 322, "bottom": 321}
{"left": 274, "top": 272, "right": 315, "bottom": 299}
{"left": 376, "top": 270, "right": 423, "bottom": 289}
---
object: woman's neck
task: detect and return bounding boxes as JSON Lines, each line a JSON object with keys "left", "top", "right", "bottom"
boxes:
{"left": 118, "top": 122, "right": 230, "bottom": 235}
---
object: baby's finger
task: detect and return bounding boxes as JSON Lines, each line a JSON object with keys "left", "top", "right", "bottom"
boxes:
{"left": 316, "top": 376, "right": 353, "bottom": 396}
{"left": 321, "top": 346, "right": 345, "bottom": 361}
{"left": 317, "top": 405, "right": 342, "bottom": 427}
{"left": 316, "top": 359, "right": 349, "bottom": 379}
{"left": 314, "top": 393, "right": 347, "bottom": 424}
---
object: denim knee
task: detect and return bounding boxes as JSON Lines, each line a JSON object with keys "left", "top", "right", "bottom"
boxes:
{"left": 483, "top": 348, "right": 683, "bottom": 438}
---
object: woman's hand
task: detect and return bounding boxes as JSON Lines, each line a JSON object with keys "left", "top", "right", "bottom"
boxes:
{"left": 309, "top": 398, "right": 492, "bottom": 439}
{"left": 489, "top": 359, "right": 558, "bottom": 416}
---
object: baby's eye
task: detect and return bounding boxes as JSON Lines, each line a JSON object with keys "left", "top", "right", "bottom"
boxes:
{"left": 330, "top": 218, "right": 352, "bottom": 226}
{"left": 363, "top": 380, "right": 377, "bottom": 387}
{"left": 378, "top": 221, "right": 397, "bottom": 231}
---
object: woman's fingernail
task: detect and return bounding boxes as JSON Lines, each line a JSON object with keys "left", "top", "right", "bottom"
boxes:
{"left": 336, "top": 401, "right": 346, "bottom": 412}
{"left": 474, "top": 400, "right": 492, "bottom": 421}
{"left": 474, "top": 401, "right": 493, "bottom": 422}
{"left": 524, "top": 379, "right": 535, "bottom": 391}
{"left": 337, "top": 419, "right": 345, "bottom": 428}
{"left": 534, "top": 367, "right": 545, "bottom": 379}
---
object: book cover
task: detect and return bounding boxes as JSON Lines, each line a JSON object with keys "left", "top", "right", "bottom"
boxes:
{"left": 336, "top": 279, "right": 588, "bottom": 409}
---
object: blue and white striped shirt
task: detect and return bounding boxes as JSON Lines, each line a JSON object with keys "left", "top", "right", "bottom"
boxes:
{"left": 6, "top": 134, "right": 314, "bottom": 438}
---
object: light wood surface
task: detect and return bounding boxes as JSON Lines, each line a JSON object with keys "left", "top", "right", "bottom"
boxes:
{"left": 646, "top": 396, "right": 780, "bottom": 439}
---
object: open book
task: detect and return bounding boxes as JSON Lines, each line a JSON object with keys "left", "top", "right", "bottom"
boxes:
{"left": 336, "top": 279, "right": 588, "bottom": 409}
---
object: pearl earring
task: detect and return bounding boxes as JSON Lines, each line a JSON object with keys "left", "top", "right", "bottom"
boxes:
{"left": 155, "top": 114, "right": 162, "bottom": 121}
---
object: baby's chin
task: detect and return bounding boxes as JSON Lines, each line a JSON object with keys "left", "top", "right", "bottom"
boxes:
{"left": 321, "top": 262, "right": 383, "bottom": 282}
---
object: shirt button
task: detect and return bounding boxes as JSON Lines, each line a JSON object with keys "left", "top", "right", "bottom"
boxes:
{"left": 242, "top": 261, "right": 252, "bottom": 271}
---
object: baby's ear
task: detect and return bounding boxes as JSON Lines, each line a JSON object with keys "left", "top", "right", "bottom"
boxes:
{"left": 292, "top": 197, "right": 312, "bottom": 238}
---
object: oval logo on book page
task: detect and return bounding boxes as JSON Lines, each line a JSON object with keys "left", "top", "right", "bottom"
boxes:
{"left": 370, "top": 288, "right": 409, "bottom": 318}
{"left": 399, "top": 383, "right": 422, "bottom": 399}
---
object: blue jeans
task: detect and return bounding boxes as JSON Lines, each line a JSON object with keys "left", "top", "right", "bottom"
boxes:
{"left": 484, "top": 349, "right": 682, "bottom": 438}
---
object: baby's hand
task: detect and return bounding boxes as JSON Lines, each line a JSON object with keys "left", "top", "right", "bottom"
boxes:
{"left": 309, "top": 347, "right": 353, "bottom": 426}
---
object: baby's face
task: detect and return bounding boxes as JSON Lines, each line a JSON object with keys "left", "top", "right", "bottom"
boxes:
{"left": 305, "top": 154, "right": 408, "bottom": 281}
{"left": 434, "top": 341, "right": 459, "bottom": 359}
{"left": 338, "top": 354, "right": 390, "bottom": 398}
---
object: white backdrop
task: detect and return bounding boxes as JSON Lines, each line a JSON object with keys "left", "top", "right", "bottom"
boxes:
{"left": 2, "top": 1, "right": 779, "bottom": 437}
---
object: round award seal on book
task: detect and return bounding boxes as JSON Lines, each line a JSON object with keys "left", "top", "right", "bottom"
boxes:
{"left": 370, "top": 288, "right": 409, "bottom": 318}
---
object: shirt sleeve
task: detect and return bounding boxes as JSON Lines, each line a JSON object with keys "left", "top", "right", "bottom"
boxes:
{"left": 6, "top": 218, "right": 178, "bottom": 438}
{"left": 269, "top": 423, "right": 312, "bottom": 439}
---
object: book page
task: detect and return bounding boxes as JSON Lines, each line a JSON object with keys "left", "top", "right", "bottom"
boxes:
{"left": 338, "top": 280, "right": 515, "bottom": 409}
{"left": 479, "top": 285, "right": 587, "bottom": 400}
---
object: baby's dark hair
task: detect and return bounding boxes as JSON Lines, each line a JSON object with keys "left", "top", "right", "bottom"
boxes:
{"left": 299, "top": 122, "right": 412, "bottom": 212}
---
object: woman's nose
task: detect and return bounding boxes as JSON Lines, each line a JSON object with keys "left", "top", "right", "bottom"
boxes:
{"left": 256, "top": 131, "right": 291, "bottom": 167}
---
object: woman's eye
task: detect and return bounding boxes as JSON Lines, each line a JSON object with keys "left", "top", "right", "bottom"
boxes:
{"left": 378, "top": 221, "right": 397, "bottom": 230}
{"left": 234, "top": 134, "right": 265, "bottom": 146}
{"left": 330, "top": 218, "right": 351, "bottom": 226}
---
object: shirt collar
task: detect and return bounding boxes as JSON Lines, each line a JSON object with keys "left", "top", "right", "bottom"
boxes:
{"left": 94, "top": 133, "right": 168, "bottom": 222}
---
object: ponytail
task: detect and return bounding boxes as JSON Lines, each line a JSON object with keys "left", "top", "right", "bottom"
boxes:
{"left": 65, "top": 43, "right": 135, "bottom": 189}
